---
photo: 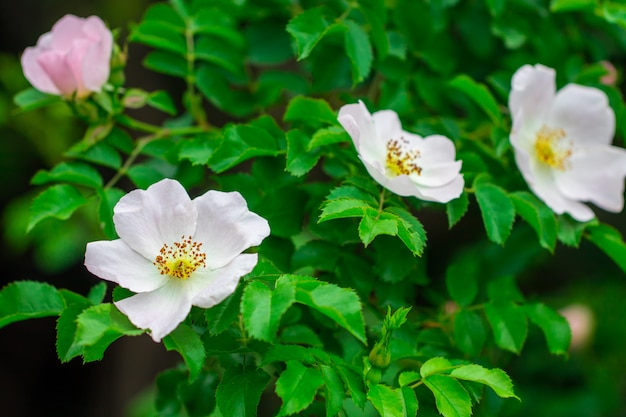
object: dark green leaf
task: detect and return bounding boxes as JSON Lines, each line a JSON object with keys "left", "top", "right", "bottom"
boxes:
{"left": 309, "top": 126, "right": 350, "bottom": 150}
{"left": 56, "top": 290, "right": 92, "bottom": 362}
{"left": 209, "top": 124, "right": 281, "bottom": 173}
{"left": 358, "top": 211, "right": 398, "bottom": 246}
{"left": 586, "top": 223, "right": 626, "bottom": 274}
{"left": 384, "top": 206, "right": 427, "bottom": 256}
{"left": 28, "top": 184, "right": 89, "bottom": 232}
{"left": 453, "top": 310, "right": 486, "bottom": 357}
{"left": 344, "top": 20, "right": 373, "bottom": 84}
{"left": 97, "top": 187, "right": 125, "bottom": 239}
{"left": 286, "top": 7, "right": 334, "bottom": 60}
{"left": 87, "top": 282, "right": 107, "bottom": 305}
{"left": 448, "top": 74, "right": 502, "bottom": 125}
{"left": 13, "top": 87, "right": 62, "bottom": 111}
{"left": 474, "top": 181, "right": 514, "bottom": 245}
{"left": 446, "top": 192, "right": 469, "bottom": 229}
{"left": 216, "top": 365, "right": 270, "bottom": 417}
{"left": 525, "top": 302, "right": 571, "bottom": 356}
{"left": 510, "top": 191, "right": 557, "bottom": 252}
{"left": 31, "top": 162, "right": 103, "bottom": 188}
{"left": 241, "top": 278, "right": 296, "bottom": 342}
{"left": 423, "top": 374, "right": 472, "bottom": 417}
{"left": 148, "top": 90, "right": 177, "bottom": 115}
{"left": 284, "top": 96, "right": 338, "bottom": 127}
{"left": 484, "top": 301, "right": 528, "bottom": 354}
{"left": 163, "top": 323, "right": 206, "bottom": 382}
{"left": 275, "top": 361, "right": 324, "bottom": 416}
{"left": 144, "top": 51, "right": 188, "bottom": 78}
{"left": 446, "top": 253, "right": 479, "bottom": 307}
{"left": 205, "top": 284, "right": 243, "bottom": 335}
{"left": 286, "top": 129, "right": 322, "bottom": 177}
{"left": 0, "top": 281, "right": 64, "bottom": 328}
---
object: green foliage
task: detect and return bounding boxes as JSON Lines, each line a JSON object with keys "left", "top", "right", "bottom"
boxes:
{"left": 0, "top": 281, "right": 65, "bottom": 328}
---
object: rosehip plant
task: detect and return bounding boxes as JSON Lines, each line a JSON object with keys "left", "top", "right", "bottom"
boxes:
{"left": 3, "top": 1, "right": 626, "bottom": 416}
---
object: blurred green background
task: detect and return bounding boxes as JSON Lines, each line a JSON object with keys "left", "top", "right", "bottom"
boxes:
{"left": 1, "top": 1, "right": 626, "bottom": 416}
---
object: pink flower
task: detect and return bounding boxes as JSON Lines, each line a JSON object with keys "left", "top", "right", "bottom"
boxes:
{"left": 21, "top": 14, "right": 113, "bottom": 98}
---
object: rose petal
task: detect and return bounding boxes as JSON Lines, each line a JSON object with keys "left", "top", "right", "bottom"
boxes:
{"left": 113, "top": 179, "right": 197, "bottom": 259}
{"left": 555, "top": 146, "right": 626, "bottom": 212}
{"left": 190, "top": 253, "right": 258, "bottom": 308}
{"left": 115, "top": 281, "right": 191, "bottom": 343}
{"left": 419, "top": 135, "right": 458, "bottom": 164}
{"left": 21, "top": 44, "right": 61, "bottom": 95}
{"left": 36, "top": 51, "right": 77, "bottom": 96}
{"left": 509, "top": 64, "right": 555, "bottom": 129}
{"left": 338, "top": 101, "right": 387, "bottom": 164}
{"left": 547, "top": 84, "right": 615, "bottom": 147}
{"left": 81, "top": 16, "right": 112, "bottom": 92}
{"left": 85, "top": 239, "right": 168, "bottom": 293}
{"left": 192, "top": 191, "right": 269, "bottom": 269}
{"left": 50, "top": 14, "right": 89, "bottom": 52}
{"left": 414, "top": 161, "right": 462, "bottom": 187}
{"left": 416, "top": 175, "right": 465, "bottom": 203}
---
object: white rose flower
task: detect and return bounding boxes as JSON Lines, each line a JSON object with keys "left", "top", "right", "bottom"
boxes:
{"left": 338, "top": 101, "right": 464, "bottom": 203}
{"left": 84, "top": 179, "right": 270, "bottom": 342}
{"left": 509, "top": 64, "right": 626, "bottom": 221}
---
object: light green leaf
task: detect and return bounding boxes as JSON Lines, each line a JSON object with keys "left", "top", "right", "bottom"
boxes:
{"left": 28, "top": 184, "right": 89, "bottom": 232}
{"left": 321, "top": 365, "right": 345, "bottom": 417}
{"left": 586, "top": 223, "right": 626, "bottom": 274}
{"left": 358, "top": 211, "right": 398, "bottom": 246}
{"left": 0, "top": 281, "right": 64, "bottom": 328}
{"left": 446, "top": 192, "right": 469, "bottom": 229}
{"left": 13, "top": 87, "right": 62, "bottom": 111}
{"left": 525, "top": 302, "right": 571, "bottom": 356}
{"left": 31, "top": 162, "right": 103, "bottom": 188}
{"left": 344, "top": 20, "right": 373, "bottom": 84}
{"left": 163, "top": 323, "right": 206, "bottom": 382}
{"left": 147, "top": 90, "right": 177, "bottom": 115}
{"left": 420, "top": 357, "right": 453, "bottom": 378}
{"left": 510, "top": 191, "right": 557, "bottom": 252}
{"left": 286, "top": 7, "right": 335, "bottom": 60}
{"left": 451, "top": 364, "right": 518, "bottom": 399}
{"left": 56, "top": 290, "right": 92, "bottom": 363}
{"left": 286, "top": 129, "right": 322, "bottom": 177}
{"left": 484, "top": 301, "right": 528, "bottom": 354}
{"left": 319, "top": 198, "right": 372, "bottom": 222}
{"left": 87, "top": 282, "right": 108, "bottom": 305}
{"left": 474, "top": 181, "right": 515, "bottom": 245}
{"left": 368, "top": 383, "right": 418, "bottom": 417}
{"left": 216, "top": 365, "right": 270, "bottom": 417}
{"left": 284, "top": 96, "right": 338, "bottom": 127}
{"left": 384, "top": 206, "right": 427, "bottom": 256}
{"left": 66, "top": 141, "right": 122, "bottom": 169}
{"left": 423, "top": 374, "right": 472, "bottom": 417}
{"left": 283, "top": 275, "right": 366, "bottom": 344}
{"left": 241, "top": 278, "right": 296, "bottom": 342}
{"left": 398, "top": 371, "right": 421, "bottom": 387}
{"left": 336, "top": 364, "right": 367, "bottom": 408}
{"left": 449, "top": 74, "right": 502, "bottom": 125}
{"left": 308, "top": 126, "right": 350, "bottom": 150}
{"left": 453, "top": 310, "right": 486, "bottom": 357}
{"left": 275, "top": 361, "right": 324, "bottom": 416}
{"left": 209, "top": 124, "right": 281, "bottom": 173}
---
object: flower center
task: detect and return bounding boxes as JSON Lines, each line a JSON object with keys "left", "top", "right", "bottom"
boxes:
{"left": 534, "top": 125, "right": 571, "bottom": 170}
{"left": 386, "top": 137, "right": 422, "bottom": 177}
{"left": 154, "top": 235, "right": 206, "bottom": 279}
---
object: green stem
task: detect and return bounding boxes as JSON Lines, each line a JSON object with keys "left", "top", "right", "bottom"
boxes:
{"left": 115, "top": 114, "right": 207, "bottom": 136}
{"left": 104, "top": 135, "right": 152, "bottom": 190}
{"left": 184, "top": 24, "right": 208, "bottom": 128}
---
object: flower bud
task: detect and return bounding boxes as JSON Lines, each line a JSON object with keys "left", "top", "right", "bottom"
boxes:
{"left": 21, "top": 14, "right": 113, "bottom": 99}
{"left": 368, "top": 342, "right": 391, "bottom": 368}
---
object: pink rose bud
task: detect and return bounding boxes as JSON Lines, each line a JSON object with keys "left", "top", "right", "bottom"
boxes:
{"left": 21, "top": 14, "right": 113, "bottom": 98}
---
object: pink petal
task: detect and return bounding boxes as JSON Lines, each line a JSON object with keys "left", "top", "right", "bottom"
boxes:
{"left": 113, "top": 179, "right": 197, "bottom": 260}
{"left": 84, "top": 239, "right": 168, "bottom": 293}
{"left": 192, "top": 191, "right": 270, "bottom": 269}
{"left": 81, "top": 16, "right": 113, "bottom": 92}
{"left": 21, "top": 45, "right": 61, "bottom": 95}
{"left": 115, "top": 281, "right": 192, "bottom": 343}
{"left": 36, "top": 50, "right": 79, "bottom": 96}
{"left": 50, "top": 14, "right": 89, "bottom": 52}
{"left": 190, "top": 254, "right": 258, "bottom": 308}
{"left": 547, "top": 84, "right": 615, "bottom": 147}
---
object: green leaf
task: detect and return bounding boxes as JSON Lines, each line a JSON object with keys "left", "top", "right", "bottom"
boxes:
{"left": 97, "top": 187, "right": 125, "bottom": 239}
{"left": 66, "top": 141, "right": 122, "bottom": 169}
{"left": 28, "top": 184, "right": 89, "bottom": 232}
{"left": 178, "top": 132, "right": 220, "bottom": 166}
{"left": 344, "top": 20, "right": 373, "bottom": 84}
{"left": 484, "top": 301, "right": 528, "bottom": 354}
{"left": 209, "top": 124, "right": 281, "bottom": 173}
{"left": 446, "top": 192, "right": 469, "bottom": 229}
{"left": 557, "top": 215, "right": 590, "bottom": 247}
{"left": 445, "top": 253, "right": 479, "bottom": 307}
{"left": 384, "top": 206, "right": 427, "bottom": 256}
{"left": 275, "top": 361, "right": 324, "bottom": 416}
{"left": 525, "top": 302, "right": 571, "bottom": 356}
{"left": 309, "top": 126, "right": 350, "bottom": 150}
{"left": 205, "top": 284, "right": 243, "bottom": 335}
{"left": 510, "top": 191, "right": 557, "bottom": 252}
{"left": 286, "top": 129, "right": 322, "bottom": 177}
{"left": 31, "top": 161, "right": 103, "bottom": 188}
{"left": 319, "top": 198, "right": 372, "bottom": 222}
{"left": 74, "top": 303, "right": 143, "bottom": 362}
{"left": 0, "top": 281, "right": 65, "bottom": 328}
{"left": 448, "top": 74, "right": 502, "bottom": 125}
{"left": 216, "top": 365, "right": 270, "bottom": 417}
{"left": 283, "top": 275, "right": 366, "bottom": 344}
{"left": 358, "top": 211, "right": 398, "bottom": 246}
{"left": 56, "top": 291, "right": 92, "bottom": 362}
{"left": 474, "top": 181, "right": 515, "bottom": 245}
{"left": 241, "top": 278, "right": 296, "bottom": 342}
{"left": 144, "top": 50, "right": 188, "bottom": 78}
{"left": 284, "top": 96, "right": 338, "bottom": 127}
{"left": 368, "top": 383, "right": 418, "bottom": 417}
{"left": 286, "top": 7, "right": 334, "bottom": 60}
{"left": 163, "top": 323, "right": 206, "bottom": 382}
{"left": 551, "top": 0, "right": 596, "bottom": 12}
{"left": 398, "top": 371, "right": 421, "bottom": 387}
{"left": 129, "top": 20, "right": 187, "bottom": 56}
{"left": 147, "top": 90, "right": 177, "bottom": 115}
{"left": 423, "top": 374, "right": 472, "bottom": 417}
{"left": 451, "top": 365, "right": 518, "bottom": 399}
{"left": 87, "top": 282, "right": 108, "bottom": 305}
{"left": 13, "top": 87, "right": 62, "bottom": 111}
{"left": 420, "top": 357, "right": 453, "bottom": 378}
{"left": 321, "top": 365, "right": 345, "bottom": 417}
{"left": 453, "top": 310, "right": 487, "bottom": 357}
{"left": 586, "top": 223, "right": 626, "bottom": 274}
{"left": 336, "top": 364, "right": 367, "bottom": 408}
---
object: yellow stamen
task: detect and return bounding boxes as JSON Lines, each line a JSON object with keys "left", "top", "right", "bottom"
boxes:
{"left": 534, "top": 125, "right": 571, "bottom": 170}
{"left": 386, "top": 137, "right": 422, "bottom": 177}
{"left": 154, "top": 235, "right": 206, "bottom": 279}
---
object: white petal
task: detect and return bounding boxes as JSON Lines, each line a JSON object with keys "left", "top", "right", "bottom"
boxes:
{"left": 547, "top": 84, "right": 615, "bottom": 147}
{"left": 419, "top": 134, "right": 458, "bottom": 164}
{"left": 85, "top": 239, "right": 169, "bottom": 293}
{"left": 416, "top": 175, "right": 465, "bottom": 203}
{"left": 190, "top": 254, "right": 258, "bottom": 308}
{"left": 413, "top": 161, "right": 463, "bottom": 187}
{"left": 555, "top": 146, "right": 626, "bottom": 212}
{"left": 113, "top": 179, "right": 197, "bottom": 259}
{"left": 338, "top": 101, "right": 387, "bottom": 165}
{"left": 509, "top": 64, "right": 555, "bottom": 127}
{"left": 192, "top": 190, "right": 269, "bottom": 269}
{"left": 361, "top": 158, "right": 411, "bottom": 196}
{"left": 115, "top": 281, "right": 191, "bottom": 343}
